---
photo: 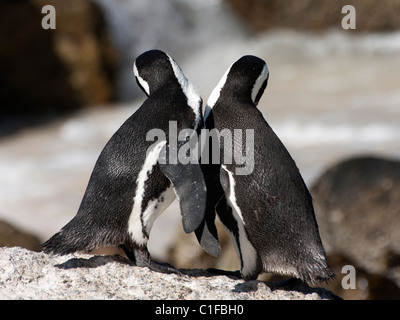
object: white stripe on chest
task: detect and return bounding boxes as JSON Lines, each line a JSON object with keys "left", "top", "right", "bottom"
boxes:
{"left": 128, "top": 140, "right": 175, "bottom": 245}
{"left": 140, "top": 186, "right": 176, "bottom": 239}
{"left": 221, "top": 165, "right": 258, "bottom": 278}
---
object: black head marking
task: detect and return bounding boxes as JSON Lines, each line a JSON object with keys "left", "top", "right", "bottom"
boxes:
{"left": 207, "top": 55, "right": 269, "bottom": 109}
{"left": 133, "top": 50, "right": 203, "bottom": 125}
{"left": 133, "top": 49, "right": 176, "bottom": 96}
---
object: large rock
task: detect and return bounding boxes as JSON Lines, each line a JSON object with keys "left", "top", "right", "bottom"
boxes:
{"left": 312, "top": 156, "right": 400, "bottom": 273}
{"left": 311, "top": 156, "right": 400, "bottom": 299}
{"left": 0, "top": 0, "right": 117, "bottom": 133}
{"left": 0, "top": 219, "right": 41, "bottom": 252}
{"left": 0, "top": 247, "right": 337, "bottom": 300}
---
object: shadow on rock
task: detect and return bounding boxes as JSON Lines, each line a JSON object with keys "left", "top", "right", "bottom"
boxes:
{"left": 55, "top": 254, "right": 134, "bottom": 270}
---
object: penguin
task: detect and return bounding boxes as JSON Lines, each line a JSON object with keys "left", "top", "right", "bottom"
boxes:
{"left": 42, "top": 49, "right": 208, "bottom": 274}
{"left": 200, "top": 55, "right": 335, "bottom": 285}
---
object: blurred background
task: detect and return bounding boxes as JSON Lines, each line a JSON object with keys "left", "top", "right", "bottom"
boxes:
{"left": 1, "top": 0, "right": 400, "bottom": 299}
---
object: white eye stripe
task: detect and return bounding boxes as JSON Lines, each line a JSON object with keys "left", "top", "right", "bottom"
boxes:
{"left": 133, "top": 62, "right": 150, "bottom": 95}
{"left": 134, "top": 54, "right": 202, "bottom": 128}
{"left": 206, "top": 63, "right": 232, "bottom": 109}
{"left": 166, "top": 54, "right": 202, "bottom": 126}
{"left": 251, "top": 64, "right": 269, "bottom": 104}
{"left": 205, "top": 61, "right": 269, "bottom": 120}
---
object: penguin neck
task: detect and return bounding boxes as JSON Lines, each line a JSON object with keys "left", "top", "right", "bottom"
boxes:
{"left": 205, "top": 90, "right": 255, "bottom": 122}
{"left": 204, "top": 65, "right": 232, "bottom": 121}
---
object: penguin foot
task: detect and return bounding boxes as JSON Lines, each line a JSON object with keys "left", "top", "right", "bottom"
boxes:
{"left": 136, "top": 249, "right": 181, "bottom": 275}
{"left": 143, "top": 259, "right": 181, "bottom": 275}
{"left": 120, "top": 244, "right": 181, "bottom": 275}
{"left": 206, "top": 268, "right": 242, "bottom": 279}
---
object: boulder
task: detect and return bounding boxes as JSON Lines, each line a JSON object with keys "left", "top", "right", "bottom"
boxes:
{"left": 0, "top": 247, "right": 338, "bottom": 300}
{"left": 0, "top": 219, "right": 41, "bottom": 252}
{"left": 312, "top": 156, "right": 400, "bottom": 273}
{"left": 0, "top": 0, "right": 117, "bottom": 134}
{"left": 311, "top": 156, "right": 400, "bottom": 299}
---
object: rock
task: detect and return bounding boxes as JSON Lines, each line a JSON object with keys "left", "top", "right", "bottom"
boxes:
{"left": 323, "top": 253, "right": 400, "bottom": 300}
{"left": 311, "top": 156, "right": 400, "bottom": 299}
{"left": 0, "top": 219, "right": 41, "bottom": 252}
{"left": 225, "top": 0, "right": 400, "bottom": 32}
{"left": 312, "top": 156, "right": 400, "bottom": 274}
{"left": 0, "top": 247, "right": 338, "bottom": 300}
{"left": 0, "top": 0, "right": 117, "bottom": 134}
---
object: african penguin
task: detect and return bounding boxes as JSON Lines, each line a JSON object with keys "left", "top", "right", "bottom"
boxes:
{"left": 42, "top": 49, "right": 208, "bottom": 274}
{"left": 201, "top": 55, "right": 334, "bottom": 284}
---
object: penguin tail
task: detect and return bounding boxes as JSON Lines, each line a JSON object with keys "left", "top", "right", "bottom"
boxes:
{"left": 308, "top": 268, "right": 336, "bottom": 286}
{"left": 299, "top": 257, "right": 336, "bottom": 286}
{"left": 41, "top": 229, "right": 90, "bottom": 255}
{"left": 42, "top": 232, "right": 69, "bottom": 255}
{"left": 41, "top": 218, "right": 101, "bottom": 255}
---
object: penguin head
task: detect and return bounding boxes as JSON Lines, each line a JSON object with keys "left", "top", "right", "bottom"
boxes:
{"left": 133, "top": 50, "right": 203, "bottom": 125}
{"left": 207, "top": 55, "right": 269, "bottom": 109}
{"left": 133, "top": 50, "right": 176, "bottom": 96}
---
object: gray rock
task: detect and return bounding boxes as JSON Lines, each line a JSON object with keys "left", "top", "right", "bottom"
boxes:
{"left": 311, "top": 156, "right": 400, "bottom": 299}
{"left": 312, "top": 156, "right": 400, "bottom": 274}
{"left": 0, "top": 247, "right": 337, "bottom": 300}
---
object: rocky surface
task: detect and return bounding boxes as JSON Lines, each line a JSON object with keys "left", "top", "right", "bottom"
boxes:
{"left": 0, "top": 247, "right": 338, "bottom": 300}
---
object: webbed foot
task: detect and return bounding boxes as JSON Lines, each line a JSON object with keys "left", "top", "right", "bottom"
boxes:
{"left": 120, "top": 244, "right": 181, "bottom": 275}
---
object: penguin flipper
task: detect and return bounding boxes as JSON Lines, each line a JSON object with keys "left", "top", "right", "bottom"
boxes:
{"left": 159, "top": 144, "right": 206, "bottom": 234}
{"left": 194, "top": 207, "right": 220, "bottom": 257}
{"left": 194, "top": 165, "right": 224, "bottom": 257}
